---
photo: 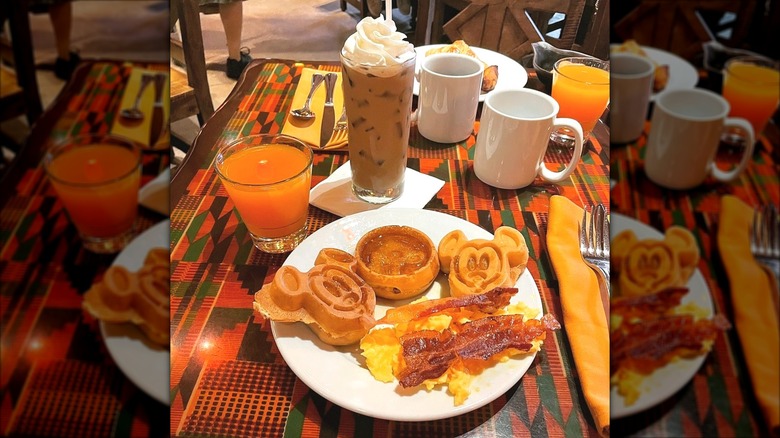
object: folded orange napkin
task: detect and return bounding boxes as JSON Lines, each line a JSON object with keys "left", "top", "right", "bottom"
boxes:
{"left": 717, "top": 195, "right": 779, "bottom": 434}
{"left": 281, "top": 68, "right": 347, "bottom": 151}
{"left": 111, "top": 67, "right": 169, "bottom": 149}
{"left": 547, "top": 195, "right": 610, "bottom": 437}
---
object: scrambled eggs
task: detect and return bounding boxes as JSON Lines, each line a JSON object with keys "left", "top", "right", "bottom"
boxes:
{"left": 360, "top": 298, "right": 542, "bottom": 405}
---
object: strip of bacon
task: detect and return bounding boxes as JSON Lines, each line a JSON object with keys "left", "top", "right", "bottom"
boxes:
{"left": 397, "top": 313, "right": 559, "bottom": 387}
{"left": 611, "top": 287, "right": 688, "bottom": 319}
{"left": 378, "top": 287, "right": 518, "bottom": 325}
{"left": 611, "top": 314, "right": 730, "bottom": 375}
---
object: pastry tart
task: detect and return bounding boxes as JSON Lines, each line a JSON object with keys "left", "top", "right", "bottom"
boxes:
{"left": 354, "top": 225, "right": 440, "bottom": 300}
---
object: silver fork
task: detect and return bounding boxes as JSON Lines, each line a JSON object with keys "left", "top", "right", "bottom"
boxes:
{"left": 334, "top": 107, "right": 348, "bottom": 131}
{"left": 323, "top": 108, "right": 348, "bottom": 149}
{"left": 580, "top": 203, "right": 610, "bottom": 321}
{"left": 751, "top": 204, "right": 780, "bottom": 297}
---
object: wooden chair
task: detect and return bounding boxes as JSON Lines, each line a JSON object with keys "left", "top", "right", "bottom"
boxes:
{"left": 170, "top": 0, "right": 214, "bottom": 126}
{"left": 425, "top": 0, "right": 590, "bottom": 62}
{"left": 574, "top": 0, "right": 610, "bottom": 60}
{"left": 341, "top": 0, "right": 371, "bottom": 17}
{"left": 0, "top": 0, "right": 43, "bottom": 127}
{"left": 613, "top": 0, "right": 759, "bottom": 61}
{"left": 340, "top": 0, "right": 432, "bottom": 47}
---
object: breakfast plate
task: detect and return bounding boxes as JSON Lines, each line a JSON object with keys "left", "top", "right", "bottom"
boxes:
{"left": 610, "top": 213, "right": 714, "bottom": 418}
{"left": 413, "top": 44, "right": 528, "bottom": 102}
{"left": 271, "top": 209, "right": 543, "bottom": 421}
{"left": 100, "top": 219, "right": 170, "bottom": 405}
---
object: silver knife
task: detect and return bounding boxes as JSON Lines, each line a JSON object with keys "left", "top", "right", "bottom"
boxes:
{"left": 319, "top": 73, "right": 338, "bottom": 148}
{"left": 148, "top": 73, "right": 167, "bottom": 148}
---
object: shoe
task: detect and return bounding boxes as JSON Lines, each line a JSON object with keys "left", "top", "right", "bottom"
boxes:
{"left": 226, "top": 47, "right": 252, "bottom": 80}
{"left": 54, "top": 52, "right": 81, "bottom": 81}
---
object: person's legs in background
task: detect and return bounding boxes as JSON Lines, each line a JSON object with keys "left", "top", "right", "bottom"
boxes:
{"left": 44, "top": 0, "right": 80, "bottom": 80}
{"left": 219, "top": 1, "right": 251, "bottom": 79}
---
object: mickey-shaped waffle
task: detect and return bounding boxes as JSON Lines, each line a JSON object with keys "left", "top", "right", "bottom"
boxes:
{"left": 83, "top": 247, "right": 170, "bottom": 346}
{"left": 253, "top": 248, "right": 376, "bottom": 346}
{"left": 616, "top": 227, "right": 700, "bottom": 297}
{"left": 438, "top": 226, "right": 529, "bottom": 297}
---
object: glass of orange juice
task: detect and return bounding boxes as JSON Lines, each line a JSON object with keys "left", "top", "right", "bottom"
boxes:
{"left": 722, "top": 56, "right": 780, "bottom": 139}
{"left": 215, "top": 134, "right": 314, "bottom": 253}
{"left": 43, "top": 135, "right": 142, "bottom": 254}
{"left": 551, "top": 57, "right": 610, "bottom": 147}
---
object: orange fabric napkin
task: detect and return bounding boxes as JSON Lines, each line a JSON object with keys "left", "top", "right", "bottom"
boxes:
{"left": 547, "top": 195, "right": 610, "bottom": 437}
{"left": 717, "top": 195, "right": 779, "bottom": 434}
{"left": 111, "top": 67, "right": 169, "bottom": 149}
{"left": 281, "top": 68, "right": 347, "bottom": 151}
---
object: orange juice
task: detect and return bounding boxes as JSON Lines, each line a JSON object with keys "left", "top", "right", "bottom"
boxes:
{"left": 723, "top": 59, "right": 780, "bottom": 136}
{"left": 552, "top": 62, "right": 610, "bottom": 135}
{"left": 46, "top": 143, "right": 140, "bottom": 238}
{"left": 216, "top": 141, "right": 312, "bottom": 244}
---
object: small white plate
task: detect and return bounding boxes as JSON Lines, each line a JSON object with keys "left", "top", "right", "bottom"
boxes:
{"left": 641, "top": 46, "right": 698, "bottom": 100}
{"left": 414, "top": 45, "right": 529, "bottom": 102}
{"left": 610, "top": 45, "right": 699, "bottom": 101}
{"left": 271, "top": 209, "right": 542, "bottom": 421}
{"left": 610, "top": 213, "right": 713, "bottom": 419}
{"left": 101, "top": 219, "right": 170, "bottom": 405}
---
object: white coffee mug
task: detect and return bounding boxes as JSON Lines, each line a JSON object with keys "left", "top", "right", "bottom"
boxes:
{"left": 474, "top": 88, "right": 584, "bottom": 189}
{"left": 645, "top": 88, "right": 755, "bottom": 189}
{"left": 611, "top": 53, "right": 655, "bottom": 144}
{"left": 417, "top": 53, "right": 483, "bottom": 143}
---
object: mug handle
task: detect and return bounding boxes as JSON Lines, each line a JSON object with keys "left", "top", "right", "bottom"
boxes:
{"left": 710, "top": 117, "right": 755, "bottom": 182}
{"left": 538, "top": 118, "right": 584, "bottom": 183}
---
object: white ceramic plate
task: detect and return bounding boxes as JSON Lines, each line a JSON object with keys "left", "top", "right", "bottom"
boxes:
{"left": 413, "top": 45, "right": 529, "bottom": 102}
{"left": 610, "top": 45, "right": 698, "bottom": 100}
{"left": 271, "top": 209, "right": 542, "bottom": 421}
{"left": 610, "top": 213, "right": 713, "bottom": 419}
{"left": 642, "top": 46, "right": 698, "bottom": 100}
{"left": 101, "top": 219, "right": 170, "bottom": 405}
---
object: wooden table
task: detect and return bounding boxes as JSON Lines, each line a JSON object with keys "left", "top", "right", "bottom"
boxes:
{"left": 169, "top": 59, "right": 610, "bottom": 437}
{"left": 0, "top": 60, "right": 170, "bottom": 437}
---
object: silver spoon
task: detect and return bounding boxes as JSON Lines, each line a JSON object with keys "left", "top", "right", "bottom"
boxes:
{"left": 290, "top": 73, "right": 325, "bottom": 119}
{"left": 120, "top": 73, "right": 154, "bottom": 122}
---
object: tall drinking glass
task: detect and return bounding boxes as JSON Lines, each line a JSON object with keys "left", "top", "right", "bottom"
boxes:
{"left": 214, "top": 134, "right": 313, "bottom": 253}
{"left": 722, "top": 56, "right": 780, "bottom": 140}
{"left": 339, "top": 44, "right": 416, "bottom": 204}
{"left": 551, "top": 57, "right": 610, "bottom": 147}
{"left": 43, "top": 134, "right": 141, "bottom": 254}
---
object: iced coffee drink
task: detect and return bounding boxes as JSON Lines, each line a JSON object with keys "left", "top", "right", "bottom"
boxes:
{"left": 340, "top": 16, "right": 416, "bottom": 204}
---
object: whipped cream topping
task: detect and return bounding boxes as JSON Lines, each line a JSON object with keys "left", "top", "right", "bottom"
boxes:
{"left": 342, "top": 16, "right": 414, "bottom": 69}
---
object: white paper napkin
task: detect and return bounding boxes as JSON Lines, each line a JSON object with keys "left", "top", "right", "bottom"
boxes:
{"left": 139, "top": 167, "right": 170, "bottom": 215}
{"left": 310, "top": 161, "right": 445, "bottom": 217}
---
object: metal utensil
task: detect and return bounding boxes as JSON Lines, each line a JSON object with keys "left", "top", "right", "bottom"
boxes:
{"left": 290, "top": 73, "right": 325, "bottom": 119}
{"left": 148, "top": 73, "right": 167, "bottom": 148}
{"left": 579, "top": 203, "right": 610, "bottom": 323}
{"left": 319, "top": 73, "right": 337, "bottom": 147}
{"left": 119, "top": 73, "right": 154, "bottom": 123}
{"left": 334, "top": 106, "right": 348, "bottom": 132}
{"left": 751, "top": 204, "right": 780, "bottom": 302}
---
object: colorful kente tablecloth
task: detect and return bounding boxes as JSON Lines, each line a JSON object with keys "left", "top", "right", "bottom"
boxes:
{"left": 1, "top": 61, "right": 170, "bottom": 437}
{"left": 169, "top": 60, "right": 610, "bottom": 437}
{"left": 611, "top": 117, "right": 779, "bottom": 437}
